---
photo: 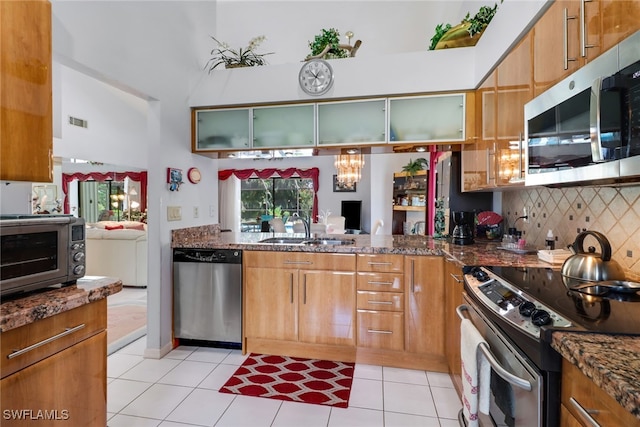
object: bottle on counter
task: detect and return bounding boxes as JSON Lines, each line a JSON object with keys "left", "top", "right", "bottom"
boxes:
{"left": 545, "top": 230, "right": 555, "bottom": 250}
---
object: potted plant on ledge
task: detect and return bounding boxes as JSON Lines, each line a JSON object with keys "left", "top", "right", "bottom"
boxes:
{"left": 206, "top": 35, "right": 273, "bottom": 73}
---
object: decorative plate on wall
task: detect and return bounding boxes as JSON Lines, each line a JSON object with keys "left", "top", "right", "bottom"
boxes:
{"left": 187, "top": 167, "right": 201, "bottom": 184}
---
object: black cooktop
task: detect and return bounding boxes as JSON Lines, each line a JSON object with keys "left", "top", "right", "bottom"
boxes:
{"left": 490, "top": 266, "right": 640, "bottom": 336}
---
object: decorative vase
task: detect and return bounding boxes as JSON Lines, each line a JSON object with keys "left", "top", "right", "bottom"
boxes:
{"left": 434, "top": 22, "right": 485, "bottom": 50}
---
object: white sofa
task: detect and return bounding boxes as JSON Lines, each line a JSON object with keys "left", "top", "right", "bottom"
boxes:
{"left": 85, "top": 221, "right": 147, "bottom": 288}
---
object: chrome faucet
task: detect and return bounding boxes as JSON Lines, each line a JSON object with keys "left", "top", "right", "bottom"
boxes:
{"left": 300, "top": 217, "right": 311, "bottom": 239}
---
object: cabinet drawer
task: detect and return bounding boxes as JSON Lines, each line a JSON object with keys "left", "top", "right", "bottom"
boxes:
{"left": 245, "top": 251, "right": 356, "bottom": 270}
{"left": 357, "top": 272, "right": 403, "bottom": 291}
{"left": 357, "top": 291, "right": 403, "bottom": 312}
{"left": 1, "top": 299, "right": 106, "bottom": 379}
{"left": 357, "top": 254, "right": 404, "bottom": 272}
{"left": 561, "top": 358, "right": 638, "bottom": 426}
{"left": 357, "top": 311, "right": 404, "bottom": 351}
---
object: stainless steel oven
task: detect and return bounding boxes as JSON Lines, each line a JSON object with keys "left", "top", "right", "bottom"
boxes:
{"left": 457, "top": 297, "right": 543, "bottom": 427}
{"left": 460, "top": 266, "right": 640, "bottom": 427}
{"left": 0, "top": 214, "right": 85, "bottom": 297}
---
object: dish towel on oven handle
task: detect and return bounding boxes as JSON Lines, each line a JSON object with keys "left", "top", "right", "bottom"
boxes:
{"left": 461, "top": 318, "right": 491, "bottom": 426}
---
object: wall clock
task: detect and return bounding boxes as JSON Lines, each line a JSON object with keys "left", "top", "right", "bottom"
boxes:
{"left": 187, "top": 167, "right": 201, "bottom": 184}
{"left": 299, "top": 59, "right": 334, "bottom": 96}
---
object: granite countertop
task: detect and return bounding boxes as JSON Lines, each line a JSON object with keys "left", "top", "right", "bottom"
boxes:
{"left": 551, "top": 331, "right": 640, "bottom": 419}
{"left": 171, "top": 226, "right": 553, "bottom": 268}
{"left": 0, "top": 276, "right": 122, "bottom": 333}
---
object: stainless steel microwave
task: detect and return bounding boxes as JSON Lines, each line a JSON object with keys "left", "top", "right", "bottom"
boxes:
{"left": 525, "top": 30, "right": 640, "bottom": 187}
{"left": 0, "top": 215, "right": 86, "bottom": 297}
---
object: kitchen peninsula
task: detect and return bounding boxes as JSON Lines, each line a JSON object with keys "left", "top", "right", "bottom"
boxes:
{"left": 172, "top": 225, "right": 640, "bottom": 422}
{"left": 0, "top": 277, "right": 122, "bottom": 426}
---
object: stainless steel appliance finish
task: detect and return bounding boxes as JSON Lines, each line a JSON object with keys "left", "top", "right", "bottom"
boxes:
{"left": 0, "top": 214, "right": 86, "bottom": 297}
{"left": 525, "top": 30, "right": 640, "bottom": 187}
{"left": 462, "top": 265, "right": 640, "bottom": 426}
{"left": 457, "top": 298, "right": 543, "bottom": 427}
{"left": 173, "top": 248, "right": 242, "bottom": 347}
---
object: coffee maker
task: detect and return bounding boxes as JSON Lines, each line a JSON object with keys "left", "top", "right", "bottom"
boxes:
{"left": 451, "top": 211, "right": 475, "bottom": 245}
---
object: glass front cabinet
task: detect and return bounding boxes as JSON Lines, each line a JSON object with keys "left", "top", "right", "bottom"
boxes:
{"left": 194, "top": 108, "right": 251, "bottom": 151}
{"left": 389, "top": 94, "right": 465, "bottom": 143}
{"left": 253, "top": 104, "right": 315, "bottom": 148}
{"left": 317, "top": 99, "right": 386, "bottom": 146}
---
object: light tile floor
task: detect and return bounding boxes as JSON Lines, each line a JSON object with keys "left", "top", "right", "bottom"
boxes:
{"left": 107, "top": 336, "right": 462, "bottom": 427}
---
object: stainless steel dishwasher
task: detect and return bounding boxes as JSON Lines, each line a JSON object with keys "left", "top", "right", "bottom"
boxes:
{"left": 173, "top": 248, "right": 242, "bottom": 348}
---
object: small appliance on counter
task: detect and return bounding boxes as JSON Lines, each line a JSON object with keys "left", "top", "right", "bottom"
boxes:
{"left": 0, "top": 214, "right": 86, "bottom": 297}
{"left": 451, "top": 211, "right": 475, "bottom": 245}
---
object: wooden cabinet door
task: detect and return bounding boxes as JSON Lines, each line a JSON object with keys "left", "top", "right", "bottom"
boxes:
{"left": 496, "top": 33, "right": 532, "bottom": 186}
{"left": 600, "top": 0, "right": 640, "bottom": 52}
{"left": 1, "top": 332, "right": 106, "bottom": 427}
{"left": 404, "top": 256, "right": 445, "bottom": 355}
{"left": 0, "top": 0, "right": 52, "bottom": 182}
{"left": 244, "top": 267, "right": 298, "bottom": 341}
{"left": 533, "top": 0, "right": 581, "bottom": 96}
{"left": 298, "top": 270, "right": 356, "bottom": 346}
{"left": 444, "top": 259, "right": 464, "bottom": 396}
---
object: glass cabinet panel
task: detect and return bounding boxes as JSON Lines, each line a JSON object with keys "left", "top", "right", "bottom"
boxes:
{"left": 389, "top": 94, "right": 465, "bottom": 142}
{"left": 253, "top": 104, "right": 315, "bottom": 148}
{"left": 195, "top": 108, "right": 251, "bottom": 150}
{"left": 317, "top": 99, "right": 386, "bottom": 146}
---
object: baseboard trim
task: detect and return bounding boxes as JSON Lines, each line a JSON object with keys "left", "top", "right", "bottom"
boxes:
{"left": 144, "top": 340, "right": 173, "bottom": 359}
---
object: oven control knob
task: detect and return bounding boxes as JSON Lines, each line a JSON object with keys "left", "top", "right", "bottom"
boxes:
{"left": 519, "top": 301, "right": 536, "bottom": 317}
{"left": 531, "top": 309, "right": 552, "bottom": 326}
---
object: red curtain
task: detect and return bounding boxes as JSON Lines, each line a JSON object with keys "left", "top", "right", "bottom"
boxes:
{"left": 62, "top": 171, "right": 148, "bottom": 215}
{"left": 219, "top": 167, "right": 320, "bottom": 221}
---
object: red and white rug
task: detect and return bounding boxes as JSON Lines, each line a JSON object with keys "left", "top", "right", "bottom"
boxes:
{"left": 219, "top": 353, "right": 355, "bottom": 408}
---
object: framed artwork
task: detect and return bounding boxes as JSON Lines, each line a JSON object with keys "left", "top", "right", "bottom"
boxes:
{"left": 333, "top": 175, "right": 356, "bottom": 192}
{"left": 167, "top": 167, "right": 183, "bottom": 191}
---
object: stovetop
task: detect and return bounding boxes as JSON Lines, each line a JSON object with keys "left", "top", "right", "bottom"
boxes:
{"left": 474, "top": 266, "right": 640, "bottom": 336}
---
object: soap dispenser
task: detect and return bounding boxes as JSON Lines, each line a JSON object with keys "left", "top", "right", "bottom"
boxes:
{"left": 545, "top": 230, "right": 555, "bottom": 250}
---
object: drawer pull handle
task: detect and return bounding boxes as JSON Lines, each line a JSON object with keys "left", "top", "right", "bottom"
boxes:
{"left": 8, "top": 324, "right": 86, "bottom": 359}
{"left": 367, "top": 329, "right": 393, "bottom": 334}
{"left": 450, "top": 273, "right": 463, "bottom": 283}
{"left": 368, "top": 262, "right": 392, "bottom": 266}
{"left": 284, "top": 260, "right": 313, "bottom": 265}
{"left": 368, "top": 300, "right": 393, "bottom": 305}
{"left": 569, "top": 397, "right": 601, "bottom": 427}
{"left": 368, "top": 281, "right": 393, "bottom": 286}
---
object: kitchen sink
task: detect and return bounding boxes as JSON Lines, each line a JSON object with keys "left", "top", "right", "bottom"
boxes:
{"left": 257, "top": 237, "right": 355, "bottom": 246}
{"left": 258, "top": 237, "right": 307, "bottom": 244}
{"left": 301, "top": 238, "right": 355, "bottom": 246}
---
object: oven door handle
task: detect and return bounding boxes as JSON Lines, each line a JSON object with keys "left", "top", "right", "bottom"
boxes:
{"left": 456, "top": 304, "right": 533, "bottom": 392}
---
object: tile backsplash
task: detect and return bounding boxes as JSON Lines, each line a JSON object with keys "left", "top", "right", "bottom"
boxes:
{"left": 502, "top": 185, "right": 640, "bottom": 278}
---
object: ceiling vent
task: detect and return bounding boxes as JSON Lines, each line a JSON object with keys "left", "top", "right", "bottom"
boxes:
{"left": 68, "top": 116, "right": 88, "bottom": 128}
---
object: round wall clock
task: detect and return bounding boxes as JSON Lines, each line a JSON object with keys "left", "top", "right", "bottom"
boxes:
{"left": 299, "top": 59, "right": 334, "bottom": 96}
{"left": 187, "top": 167, "right": 201, "bottom": 184}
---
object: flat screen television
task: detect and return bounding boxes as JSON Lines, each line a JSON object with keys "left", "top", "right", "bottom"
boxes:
{"left": 341, "top": 200, "right": 361, "bottom": 231}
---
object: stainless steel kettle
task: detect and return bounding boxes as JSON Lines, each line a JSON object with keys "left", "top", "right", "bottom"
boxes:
{"left": 561, "top": 230, "right": 626, "bottom": 282}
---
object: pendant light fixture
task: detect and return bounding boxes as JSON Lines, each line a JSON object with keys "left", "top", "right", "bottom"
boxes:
{"left": 334, "top": 149, "right": 364, "bottom": 188}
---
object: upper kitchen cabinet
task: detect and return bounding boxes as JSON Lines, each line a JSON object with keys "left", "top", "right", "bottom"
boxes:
{"left": 1, "top": 0, "right": 52, "bottom": 182}
{"left": 533, "top": 0, "right": 640, "bottom": 97}
{"left": 388, "top": 93, "right": 467, "bottom": 144}
{"left": 495, "top": 33, "right": 532, "bottom": 187}
{"left": 253, "top": 104, "right": 315, "bottom": 149}
{"left": 193, "top": 108, "right": 251, "bottom": 151}
{"left": 317, "top": 99, "right": 386, "bottom": 146}
{"left": 462, "top": 71, "right": 496, "bottom": 192}
{"left": 600, "top": 1, "right": 640, "bottom": 51}
{"left": 533, "top": 0, "right": 583, "bottom": 96}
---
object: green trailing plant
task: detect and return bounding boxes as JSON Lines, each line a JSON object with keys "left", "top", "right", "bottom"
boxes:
{"left": 402, "top": 158, "right": 428, "bottom": 177}
{"left": 307, "top": 28, "right": 349, "bottom": 60}
{"left": 429, "top": 23, "right": 452, "bottom": 50}
{"left": 428, "top": 1, "right": 501, "bottom": 50}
